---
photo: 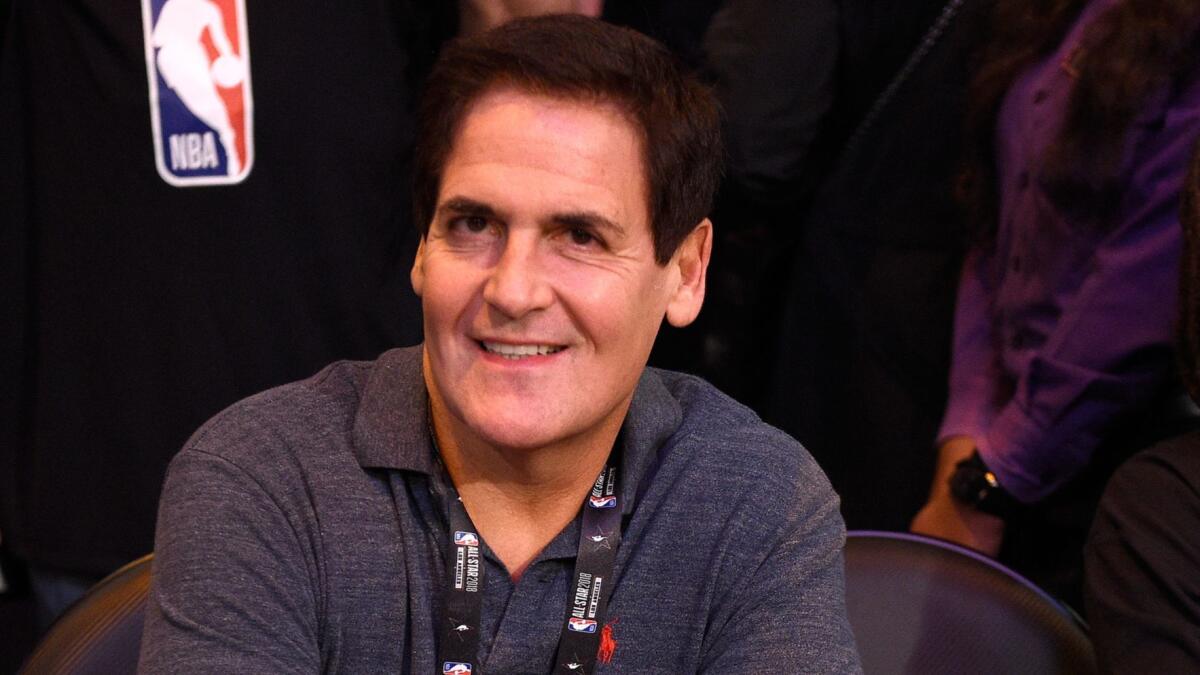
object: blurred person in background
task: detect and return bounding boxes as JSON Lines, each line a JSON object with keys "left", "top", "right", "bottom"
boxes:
{"left": 758, "top": 0, "right": 987, "bottom": 532}
{"left": 911, "top": 0, "right": 1200, "bottom": 609}
{"left": 0, "top": 0, "right": 451, "bottom": 635}
{"left": 1084, "top": 145, "right": 1200, "bottom": 672}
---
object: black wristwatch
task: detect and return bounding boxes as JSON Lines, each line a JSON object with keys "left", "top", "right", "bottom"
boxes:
{"left": 948, "top": 450, "right": 1020, "bottom": 518}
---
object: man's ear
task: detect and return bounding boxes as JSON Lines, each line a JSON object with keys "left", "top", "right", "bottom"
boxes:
{"left": 665, "top": 218, "right": 712, "bottom": 328}
{"left": 410, "top": 236, "right": 427, "bottom": 298}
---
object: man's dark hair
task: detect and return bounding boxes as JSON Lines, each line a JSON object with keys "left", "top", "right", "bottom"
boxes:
{"left": 413, "top": 14, "right": 723, "bottom": 264}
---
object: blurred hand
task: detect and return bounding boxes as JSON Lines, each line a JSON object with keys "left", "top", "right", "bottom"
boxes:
{"left": 458, "top": 0, "right": 604, "bottom": 35}
{"left": 910, "top": 436, "right": 1005, "bottom": 557}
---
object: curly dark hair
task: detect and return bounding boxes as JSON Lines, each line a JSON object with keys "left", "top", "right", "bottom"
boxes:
{"left": 959, "top": 0, "right": 1200, "bottom": 237}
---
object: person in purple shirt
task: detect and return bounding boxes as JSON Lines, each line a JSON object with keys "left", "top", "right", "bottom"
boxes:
{"left": 911, "top": 0, "right": 1200, "bottom": 605}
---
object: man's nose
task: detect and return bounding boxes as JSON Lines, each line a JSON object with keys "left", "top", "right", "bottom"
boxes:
{"left": 482, "top": 235, "right": 554, "bottom": 318}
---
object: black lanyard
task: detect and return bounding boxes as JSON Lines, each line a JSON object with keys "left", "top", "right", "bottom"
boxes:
{"left": 435, "top": 446, "right": 623, "bottom": 675}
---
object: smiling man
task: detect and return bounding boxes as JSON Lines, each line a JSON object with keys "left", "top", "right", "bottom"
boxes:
{"left": 140, "top": 15, "right": 859, "bottom": 674}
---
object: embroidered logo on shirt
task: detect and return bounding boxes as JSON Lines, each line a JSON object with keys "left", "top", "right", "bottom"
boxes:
{"left": 442, "top": 662, "right": 472, "bottom": 675}
{"left": 567, "top": 617, "right": 598, "bottom": 633}
{"left": 454, "top": 531, "right": 480, "bottom": 547}
{"left": 141, "top": 0, "right": 254, "bottom": 186}
{"left": 598, "top": 619, "right": 618, "bottom": 664}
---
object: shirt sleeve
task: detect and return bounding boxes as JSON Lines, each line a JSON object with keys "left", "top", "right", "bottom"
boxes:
{"left": 982, "top": 81, "right": 1200, "bottom": 503}
{"left": 1085, "top": 435, "right": 1200, "bottom": 671}
{"left": 138, "top": 447, "right": 320, "bottom": 674}
{"left": 698, "top": 451, "right": 862, "bottom": 674}
{"left": 937, "top": 245, "right": 1006, "bottom": 447}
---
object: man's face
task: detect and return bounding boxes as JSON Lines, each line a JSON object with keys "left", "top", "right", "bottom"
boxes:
{"left": 412, "top": 88, "right": 709, "bottom": 453}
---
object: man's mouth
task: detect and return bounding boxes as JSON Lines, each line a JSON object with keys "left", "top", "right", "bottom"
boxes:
{"left": 480, "top": 341, "right": 566, "bottom": 360}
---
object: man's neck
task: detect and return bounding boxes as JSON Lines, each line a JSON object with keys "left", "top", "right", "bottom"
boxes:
{"left": 429, "top": 397, "right": 623, "bottom": 580}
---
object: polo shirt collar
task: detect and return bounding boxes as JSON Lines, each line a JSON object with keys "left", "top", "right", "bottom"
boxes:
{"left": 617, "top": 366, "right": 682, "bottom": 514}
{"left": 352, "top": 346, "right": 435, "bottom": 474}
{"left": 352, "top": 345, "right": 683, "bottom": 514}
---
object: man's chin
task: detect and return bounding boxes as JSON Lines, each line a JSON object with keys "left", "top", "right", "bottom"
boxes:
{"left": 470, "top": 417, "right": 577, "bottom": 453}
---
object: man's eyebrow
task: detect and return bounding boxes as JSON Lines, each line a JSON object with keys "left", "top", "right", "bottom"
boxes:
{"left": 437, "top": 197, "right": 498, "bottom": 218}
{"left": 551, "top": 211, "right": 626, "bottom": 236}
{"left": 437, "top": 198, "right": 626, "bottom": 235}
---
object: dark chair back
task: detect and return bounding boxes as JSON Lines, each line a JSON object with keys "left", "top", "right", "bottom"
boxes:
{"left": 21, "top": 554, "right": 153, "bottom": 675}
{"left": 845, "top": 531, "right": 1096, "bottom": 674}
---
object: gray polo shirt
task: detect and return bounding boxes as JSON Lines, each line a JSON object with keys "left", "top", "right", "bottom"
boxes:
{"left": 139, "top": 346, "right": 860, "bottom": 673}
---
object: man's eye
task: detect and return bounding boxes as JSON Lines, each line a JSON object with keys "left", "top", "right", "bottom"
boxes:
{"left": 457, "top": 216, "right": 489, "bottom": 233}
{"left": 568, "top": 228, "right": 597, "bottom": 246}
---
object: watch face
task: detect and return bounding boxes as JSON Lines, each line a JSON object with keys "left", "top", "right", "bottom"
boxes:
{"left": 949, "top": 460, "right": 985, "bottom": 505}
{"left": 949, "top": 454, "right": 1015, "bottom": 517}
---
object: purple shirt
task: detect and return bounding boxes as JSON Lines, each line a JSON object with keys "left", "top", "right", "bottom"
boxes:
{"left": 939, "top": 0, "right": 1200, "bottom": 502}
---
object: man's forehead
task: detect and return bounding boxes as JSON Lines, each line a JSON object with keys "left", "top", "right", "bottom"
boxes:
{"left": 439, "top": 87, "right": 650, "bottom": 229}
{"left": 461, "top": 85, "right": 636, "bottom": 132}
{"left": 451, "top": 87, "right": 642, "bottom": 161}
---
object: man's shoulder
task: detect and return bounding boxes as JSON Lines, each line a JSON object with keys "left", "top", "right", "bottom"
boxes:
{"left": 652, "top": 368, "right": 817, "bottom": 463}
{"left": 174, "top": 347, "right": 419, "bottom": 473}
{"left": 627, "top": 369, "right": 847, "bottom": 646}
{"left": 184, "top": 360, "right": 369, "bottom": 457}
{"left": 648, "top": 368, "right": 835, "bottom": 505}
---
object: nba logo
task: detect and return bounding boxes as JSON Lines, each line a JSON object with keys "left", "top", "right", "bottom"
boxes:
{"left": 567, "top": 618, "right": 598, "bottom": 633}
{"left": 141, "top": 0, "right": 254, "bottom": 186}
{"left": 442, "top": 662, "right": 472, "bottom": 674}
{"left": 454, "top": 531, "right": 480, "bottom": 547}
{"left": 589, "top": 495, "right": 617, "bottom": 509}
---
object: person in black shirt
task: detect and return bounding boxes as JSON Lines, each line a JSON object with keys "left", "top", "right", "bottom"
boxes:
{"left": 0, "top": 0, "right": 448, "bottom": 627}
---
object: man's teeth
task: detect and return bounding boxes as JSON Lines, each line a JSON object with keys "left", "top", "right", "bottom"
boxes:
{"left": 482, "top": 342, "right": 565, "bottom": 359}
